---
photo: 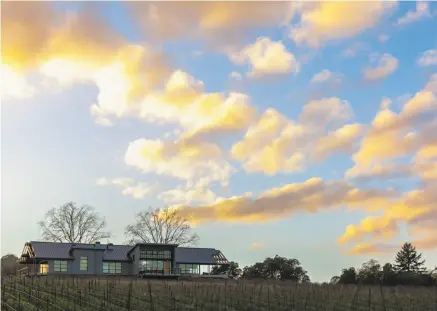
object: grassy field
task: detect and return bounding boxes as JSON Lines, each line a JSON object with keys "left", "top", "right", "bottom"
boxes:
{"left": 1, "top": 276, "right": 436, "bottom": 311}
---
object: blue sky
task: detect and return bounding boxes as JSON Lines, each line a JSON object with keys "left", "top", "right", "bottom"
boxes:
{"left": 2, "top": 1, "right": 437, "bottom": 282}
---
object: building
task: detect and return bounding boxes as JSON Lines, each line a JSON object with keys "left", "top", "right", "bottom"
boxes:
{"left": 18, "top": 241, "right": 229, "bottom": 277}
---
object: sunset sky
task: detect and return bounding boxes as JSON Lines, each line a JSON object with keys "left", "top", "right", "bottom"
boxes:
{"left": 2, "top": 1, "right": 437, "bottom": 282}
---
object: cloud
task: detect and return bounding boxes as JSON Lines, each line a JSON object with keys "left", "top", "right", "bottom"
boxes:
{"left": 395, "top": 2, "right": 431, "bottom": 25}
{"left": 248, "top": 242, "right": 265, "bottom": 250}
{"left": 289, "top": 1, "right": 396, "bottom": 48}
{"left": 347, "top": 76, "right": 437, "bottom": 180}
{"left": 363, "top": 53, "right": 399, "bottom": 80}
{"left": 1, "top": 64, "right": 36, "bottom": 99}
{"left": 3, "top": 1, "right": 171, "bottom": 124}
{"left": 125, "top": 71, "right": 257, "bottom": 141}
{"left": 339, "top": 184, "right": 437, "bottom": 251}
{"left": 378, "top": 34, "right": 390, "bottom": 42}
{"left": 229, "top": 71, "right": 242, "bottom": 81}
{"left": 231, "top": 98, "right": 360, "bottom": 174}
{"left": 96, "top": 177, "right": 153, "bottom": 199}
{"left": 346, "top": 242, "right": 400, "bottom": 255}
{"left": 159, "top": 184, "right": 219, "bottom": 205}
{"left": 342, "top": 42, "right": 369, "bottom": 58}
{"left": 418, "top": 50, "right": 437, "bottom": 67}
{"left": 314, "top": 124, "right": 363, "bottom": 161}
{"left": 228, "top": 37, "right": 299, "bottom": 78}
{"left": 170, "top": 177, "right": 397, "bottom": 224}
{"left": 310, "top": 69, "right": 342, "bottom": 85}
{"left": 128, "top": 2, "right": 293, "bottom": 46}
{"left": 124, "top": 138, "right": 234, "bottom": 187}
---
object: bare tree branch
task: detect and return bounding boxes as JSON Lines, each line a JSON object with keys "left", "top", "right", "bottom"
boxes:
{"left": 38, "top": 202, "right": 110, "bottom": 243}
{"left": 125, "top": 206, "right": 199, "bottom": 246}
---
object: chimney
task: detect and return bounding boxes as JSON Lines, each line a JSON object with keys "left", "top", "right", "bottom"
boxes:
{"left": 107, "top": 243, "right": 114, "bottom": 250}
{"left": 95, "top": 242, "right": 100, "bottom": 244}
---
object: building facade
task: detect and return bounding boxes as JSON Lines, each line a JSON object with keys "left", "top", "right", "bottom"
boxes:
{"left": 18, "top": 241, "right": 229, "bottom": 277}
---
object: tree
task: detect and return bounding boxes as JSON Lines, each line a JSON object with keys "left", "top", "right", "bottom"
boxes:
{"left": 38, "top": 202, "right": 110, "bottom": 243}
{"left": 1, "top": 254, "right": 20, "bottom": 276}
{"left": 381, "top": 263, "right": 397, "bottom": 286}
{"left": 211, "top": 261, "right": 242, "bottom": 279}
{"left": 241, "top": 255, "right": 310, "bottom": 282}
{"left": 358, "top": 259, "right": 382, "bottom": 284}
{"left": 394, "top": 242, "right": 426, "bottom": 273}
{"left": 330, "top": 276, "right": 340, "bottom": 284}
{"left": 242, "top": 262, "right": 265, "bottom": 279}
{"left": 338, "top": 267, "right": 358, "bottom": 284}
{"left": 125, "top": 207, "right": 199, "bottom": 246}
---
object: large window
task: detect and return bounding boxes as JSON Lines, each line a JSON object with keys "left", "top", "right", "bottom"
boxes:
{"left": 140, "top": 249, "right": 171, "bottom": 259}
{"left": 54, "top": 260, "right": 68, "bottom": 272}
{"left": 139, "top": 260, "right": 172, "bottom": 274}
{"left": 80, "top": 257, "right": 88, "bottom": 271}
{"left": 40, "top": 263, "right": 49, "bottom": 274}
{"left": 179, "top": 264, "right": 200, "bottom": 275}
{"left": 103, "top": 262, "right": 122, "bottom": 274}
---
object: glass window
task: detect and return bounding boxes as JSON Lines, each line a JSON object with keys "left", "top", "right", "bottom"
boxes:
{"left": 179, "top": 264, "right": 200, "bottom": 275}
{"left": 54, "top": 260, "right": 68, "bottom": 272}
{"left": 80, "top": 257, "right": 88, "bottom": 271}
{"left": 40, "top": 263, "right": 49, "bottom": 274}
{"left": 140, "top": 249, "right": 172, "bottom": 259}
{"left": 139, "top": 260, "right": 170, "bottom": 274}
{"left": 103, "top": 262, "right": 122, "bottom": 274}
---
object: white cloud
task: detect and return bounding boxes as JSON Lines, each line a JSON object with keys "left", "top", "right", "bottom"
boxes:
{"left": 228, "top": 37, "right": 299, "bottom": 78}
{"left": 124, "top": 138, "right": 234, "bottom": 187}
{"left": 395, "top": 2, "right": 431, "bottom": 25}
{"left": 159, "top": 184, "right": 218, "bottom": 205}
{"left": 378, "top": 34, "right": 390, "bottom": 42}
{"left": 1, "top": 64, "right": 36, "bottom": 99}
{"left": 96, "top": 177, "right": 153, "bottom": 199}
{"left": 364, "top": 53, "right": 399, "bottom": 80}
{"left": 310, "top": 69, "right": 342, "bottom": 85}
{"left": 417, "top": 50, "right": 437, "bottom": 67}
{"left": 121, "top": 183, "right": 154, "bottom": 199}
{"left": 229, "top": 71, "right": 242, "bottom": 80}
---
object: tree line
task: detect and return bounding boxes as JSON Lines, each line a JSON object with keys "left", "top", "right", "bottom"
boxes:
{"left": 3, "top": 202, "right": 436, "bottom": 286}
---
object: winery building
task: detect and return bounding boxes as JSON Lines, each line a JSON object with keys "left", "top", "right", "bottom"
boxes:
{"left": 18, "top": 241, "right": 229, "bottom": 277}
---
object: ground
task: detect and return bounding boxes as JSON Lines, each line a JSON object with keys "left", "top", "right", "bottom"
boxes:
{"left": 1, "top": 276, "right": 436, "bottom": 310}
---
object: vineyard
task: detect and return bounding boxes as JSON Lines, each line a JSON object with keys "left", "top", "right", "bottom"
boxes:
{"left": 1, "top": 276, "right": 436, "bottom": 311}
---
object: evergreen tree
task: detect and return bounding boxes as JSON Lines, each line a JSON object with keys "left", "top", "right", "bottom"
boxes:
{"left": 394, "top": 242, "right": 426, "bottom": 273}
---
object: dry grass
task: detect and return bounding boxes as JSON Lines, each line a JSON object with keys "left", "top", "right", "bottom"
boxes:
{"left": 1, "top": 275, "right": 436, "bottom": 310}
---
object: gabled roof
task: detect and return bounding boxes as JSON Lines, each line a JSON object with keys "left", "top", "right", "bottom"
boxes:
{"left": 102, "top": 245, "right": 133, "bottom": 261}
{"left": 23, "top": 241, "right": 133, "bottom": 262}
{"left": 175, "top": 247, "right": 229, "bottom": 265}
{"left": 30, "top": 241, "right": 74, "bottom": 259}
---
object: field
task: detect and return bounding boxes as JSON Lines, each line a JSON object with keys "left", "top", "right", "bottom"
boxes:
{"left": 1, "top": 276, "right": 436, "bottom": 311}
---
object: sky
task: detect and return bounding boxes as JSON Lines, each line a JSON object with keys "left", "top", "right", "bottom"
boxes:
{"left": 1, "top": 1, "right": 437, "bottom": 282}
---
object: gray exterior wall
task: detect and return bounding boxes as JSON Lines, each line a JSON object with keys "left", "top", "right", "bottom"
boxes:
{"left": 39, "top": 249, "right": 132, "bottom": 276}
{"left": 130, "top": 246, "right": 140, "bottom": 275}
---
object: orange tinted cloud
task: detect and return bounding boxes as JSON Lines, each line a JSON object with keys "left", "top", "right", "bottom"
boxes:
{"left": 128, "top": 2, "right": 292, "bottom": 45}
{"left": 171, "top": 177, "right": 397, "bottom": 224}
{"left": 290, "top": 1, "right": 396, "bottom": 47}
{"left": 347, "top": 76, "right": 437, "bottom": 181}
{"left": 231, "top": 98, "right": 362, "bottom": 174}
{"left": 339, "top": 184, "right": 437, "bottom": 252}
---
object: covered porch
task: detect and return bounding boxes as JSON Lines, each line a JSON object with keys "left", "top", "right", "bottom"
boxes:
{"left": 175, "top": 248, "right": 230, "bottom": 277}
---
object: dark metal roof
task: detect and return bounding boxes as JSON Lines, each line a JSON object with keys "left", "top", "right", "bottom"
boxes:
{"left": 21, "top": 242, "right": 228, "bottom": 265}
{"left": 175, "top": 247, "right": 229, "bottom": 265}
{"left": 26, "top": 241, "right": 133, "bottom": 261}
{"left": 30, "top": 242, "right": 74, "bottom": 259}
{"left": 102, "top": 245, "right": 133, "bottom": 261}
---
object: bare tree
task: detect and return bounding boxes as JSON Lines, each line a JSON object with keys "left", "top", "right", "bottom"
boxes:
{"left": 125, "top": 207, "right": 199, "bottom": 246}
{"left": 38, "top": 202, "right": 110, "bottom": 243}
